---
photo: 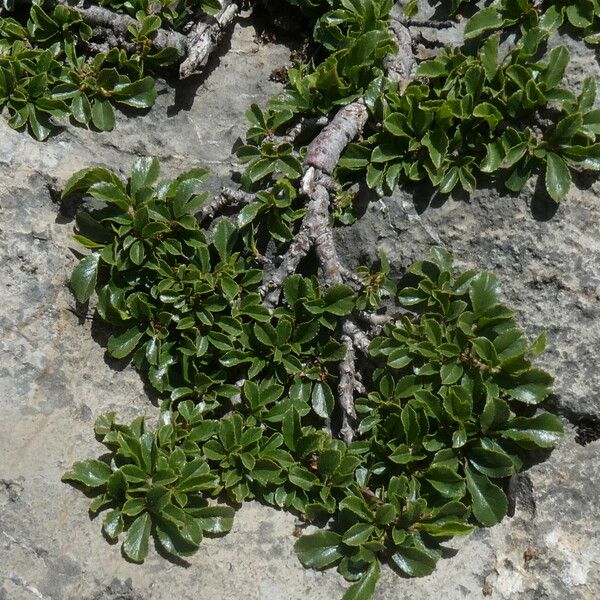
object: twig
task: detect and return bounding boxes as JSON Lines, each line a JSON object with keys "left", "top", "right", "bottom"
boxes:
{"left": 341, "top": 319, "right": 371, "bottom": 355}
{"left": 179, "top": 1, "right": 239, "bottom": 79}
{"left": 266, "top": 115, "right": 329, "bottom": 145}
{"left": 393, "top": 17, "right": 456, "bottom": 29}
{"left": 51, "top": 0, "right": 187, "bottom": 54}
{"left": 198, "top": 186, "right": 255, "bottom": 222}
{"left": 385, "top": 20, "right": 417, "bottom": 93}
{"left": 262, "top": 193, "right": 320, "bottom": 307}
{"left": 259, "top": 19, "right": 416, "bottom": 442}
{"left": 338, "top": 335, "right": 359, "bottom": 443}
{"left": 16, "top": 0, "right": 238, "bottom": 79}
{"left": 304, "top": 101, "right": 368, "bottom": 175}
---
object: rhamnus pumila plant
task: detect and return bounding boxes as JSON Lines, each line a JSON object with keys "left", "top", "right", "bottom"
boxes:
{"left": 6, "top": 0, "right": 587, "bottom": 597}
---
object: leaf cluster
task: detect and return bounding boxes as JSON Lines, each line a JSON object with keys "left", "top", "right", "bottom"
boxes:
{"left": 343, "top": 37, "right": 600, "bottom": 202}
{"left": 64, "top": 213, "right": 563, "bottom": 596}
{"left": 64, "top": 158, "right": 362, "bottom": 407}
{"left": 294, "top": 247, "right": 562, "bottom": 593}
{"left": 237, "top": 0, "right": 600, "bottom": 207}
{"left": 97, "top": 0, "right": 223, "bottom": 29}
{"left": 0, "top": 1, "right": 174, "bottom": 138}
{"left": 63, "top": 412, "right": 234, "bottom": 562}
{"left": 466, "top": 0, "right": 600, "bottom": 45}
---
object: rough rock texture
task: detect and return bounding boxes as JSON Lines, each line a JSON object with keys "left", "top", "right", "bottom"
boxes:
{"left": 1, "top": 11, "right": 599, "bottom": 600}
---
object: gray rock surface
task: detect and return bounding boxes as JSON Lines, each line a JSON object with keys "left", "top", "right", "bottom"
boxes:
{"left": 1, "top": 11, "right": 599, "bottom": 600}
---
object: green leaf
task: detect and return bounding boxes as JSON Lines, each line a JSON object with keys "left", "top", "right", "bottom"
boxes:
{"left": 107, "top": 326, "right": 144, "bottom": 359}
{"left": 540, "top": 46, "right": 570, "bottom": 90}
{"left": 480, "top": 397, "right": 511, "bottom": 433}
{"left": 71, "top": 92, "right": 91, "bottom": 125}
{"left": 195, "top": 505, "right": 235, "bottom": 534}
{"left": 70, "top": 253, "right": 100, "bottom": 303}
{"left": 480, "top": 34, "right": 499, "bottom": 81}
{"left": 566, "top": 1, "right": 594, "bottom": 28}
{"left": 503, "top": 368, "right": 553, "bottom": 404}
{"left": 294, "top": 531, "right": 343, "bottom": 569}
{"left": 131, "top": 157, "right": 160, "bottom": 195}
{"left": 500, "top": 413, "right": 563, "bottom": 448}
{"left": 114, "top": 77, "right": 157, "bottom": 109}
{"left": 312, "top": 382, "right": 334, "bottom": 419}
{"left": 91, "top": 99, "right": 116, "bottom": 131}
{"left": 440, "top": 363, "right": 463, "bottom": 385}
{"left": 465, "top": 465, "right": 507, "bottom": 527}
{"left": 443, "top": 386, "right": 472, "bottom": 422}
{"left": 342, "top": 561, "right": 380, "bottom": 600}
{"left": 480, "top": 140, "right": 503, "bottom": 173}
{"left": 421, "top": 129, "right": 448, "bottom": 169}
{"left": 342, "top": 523, "right": 374, "bottom": 547}
{"left": 212, "top": 218, "right": 237, "bottom": 261}
{"left": 102, "top": 510, "right": 123, "bottom": 540}
{"left": 552, "top": 114, "right": 583, "bottom": 143}
{"left": 61, "top": 167, "right": 122, "bottom": 199}
{"left": 417, "top": 519, "right": 474, "bottom": 537}
{"left": 122, "top": 512, "right": 151, "bottom": 562}
{"left": 318, "top": 449, "right": 342, "bottom": 477}
{"left": 424, "top": 466, "right": 465, "bottom": 498}
{"left": 473, "top": 102, "right": 503, "bottom": 130}
{"left": 469, "top": 272, "right": 501, "bottom": 316}
{"left": 401, "top": 404, "right": 420, "bottom": 445}
{"left": 282, "top": 407, "right": 302, "bottom": 451}
{"left": 464, "top": 7, "right": 504, "bottom": 40}
{"left": 415, "top": 60, "right": 447, "bottom": 78}
{"left": 390, "top": 545, "right": 437, "bottom": 577}
{"left": 339, "top": 495, "right": 373, "bottom": 521}
{"left": 545, "top": 152, "right": 571, "bottom": 203}
{"left": 467, "top": 447, "right": 515, "bottom": 478}
{"left": 323, "top": 285, "right": 355, "bottom": 315}
{"left": 289, "top": 465, "right": 319, "bottom": 491}
{"left": 62, "top": 459, "right": 111, "bottom": 488}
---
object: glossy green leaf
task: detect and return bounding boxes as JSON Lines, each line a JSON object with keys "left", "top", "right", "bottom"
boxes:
{"left": 123, "top": 512, "right": 152, "bottom": 562}
{"left": 390, "top": 545, "right": 437, "bottom": 577}
{"left": 500, "top": 413, "right": 563, "bottom": 448}
{"left": 62, "top": 459, "right": 111, "bottom": 488}
{"left": 465, "top": 465, "right": 507, "bottom": 527}
{"left": 70, "top": 253, "right": 100, "bottom": 303}
{"left": 295, "top": 531, "right": 343, "bottom": 569}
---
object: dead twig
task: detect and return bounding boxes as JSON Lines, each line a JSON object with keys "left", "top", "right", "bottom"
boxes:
{"left": 198, "top": 186, "right": 255, "bottom": 222}
{"left": 17, "top": 0, "right": 238, "bottom": 79}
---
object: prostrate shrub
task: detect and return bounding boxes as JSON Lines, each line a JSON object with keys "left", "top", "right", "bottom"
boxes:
{"left": 4, "top": 0, "right": 581, "bottom": 597}
{"left": 63, "top": 158, "right": 562, "bottom": 598}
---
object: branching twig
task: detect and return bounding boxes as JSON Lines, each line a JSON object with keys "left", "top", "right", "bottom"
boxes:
{"left": 341, "top": 319, "right": 371, "bottom": 355}
{"left": 304, "top": 101, "right": 368, "bottom": 175}
{"left": 17, "top": 0, "right": 238, "bottom": 79}
{"left": 393, "top": 17, "right": 456, "bottom": 29}
{"left": 385, "top": 20, "right": 417, "bottom": 89}
{"left": 259, "top": 19, "right": 416, "bottom": 441}
{"left": 179, "top": 1, "right": 239, "bottom": 79}
{"left": 199, "top": 186, "right": 255, "bottom": 222}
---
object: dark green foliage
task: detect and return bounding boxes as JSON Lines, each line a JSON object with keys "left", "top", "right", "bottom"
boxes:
{"left": 346, "top": 41, "right": 600, "bottom": 202}
{"left": 465, "top": 0, "right": 600, "bottom": 44}
{"left": 0, "top": 0, "right": 224, "bottom": 139}
{"left": 0, "top": 1, "right": 169, "bottom": 139}
{"left": 63, "top": 412, "right": 234, "bottom": 562}
{"left": 98, "top": 0, "right": 223, "bottom": 26}
{"left": 65, "top": 158, "right": 361, "bottom": 404}
{"left": 63, "top": 159, "right": 562, "bottom": 597}
{"left": 294, "top": 248, "right": 562, "bottom": 587}
{"left": 237, "top": 0, "right": 600, "bottom": 205}
{"left": 57, "top": 1, "right": 573, "bottom": 598}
